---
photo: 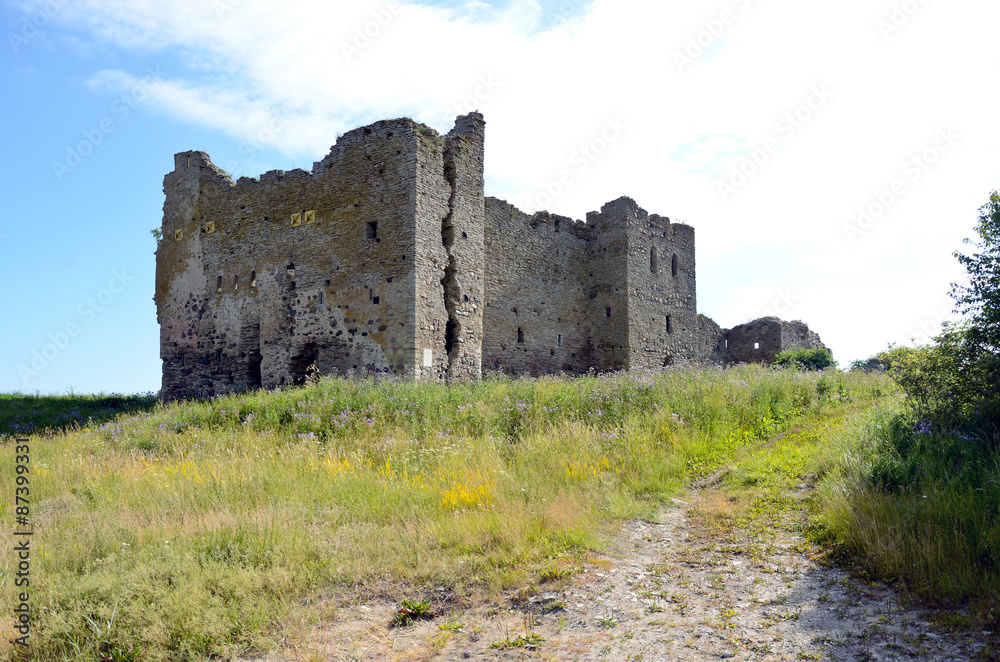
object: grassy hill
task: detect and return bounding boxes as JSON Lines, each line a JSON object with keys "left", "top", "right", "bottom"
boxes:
{"left": 1, "top": 367, "right": 893, "bottom": 661}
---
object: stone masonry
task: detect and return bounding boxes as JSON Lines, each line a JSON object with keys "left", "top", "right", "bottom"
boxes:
{"left": 155, "top": 113, "right": 827, "bottom": 400}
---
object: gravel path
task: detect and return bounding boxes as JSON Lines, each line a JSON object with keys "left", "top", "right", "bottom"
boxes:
{"left": 250, "top": 476, "right": 995, "bottom": 661}
{"left": 244, "top": 412, "right": 999, "bottom": 662}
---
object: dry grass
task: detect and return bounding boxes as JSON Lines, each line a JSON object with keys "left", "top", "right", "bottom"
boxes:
{"left": 0, "top": 366, "right": 890, "bottom": 661}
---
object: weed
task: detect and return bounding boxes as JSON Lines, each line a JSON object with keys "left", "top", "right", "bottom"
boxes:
{"left": 539, "top": 566, "right": 575, "bottom": 583}
{"left": 490, "top": 614, "right": 543, "bottom": 650}
{"left": 391, "top": 599, "right": 434, "bottom": 627}
{"left": 489, "top": 633, "right": 544, "bottom": 650}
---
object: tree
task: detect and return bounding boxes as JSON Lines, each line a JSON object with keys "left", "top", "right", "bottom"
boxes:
{"left": 951, "top": 191, "right": 1000, "bottom": 353}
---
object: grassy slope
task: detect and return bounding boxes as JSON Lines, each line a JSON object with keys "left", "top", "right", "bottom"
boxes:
{"left": 811, "top": 402, "right": 1000, "bottom": 626}
{"left": 0, "top": 367, "right": 889, "bottom": 661}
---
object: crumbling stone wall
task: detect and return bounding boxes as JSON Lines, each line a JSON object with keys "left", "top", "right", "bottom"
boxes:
{"left": 480, "top": 196, "right": 700, "bottom": 374}
{"left": 482, "top": 201, "right": 593, "bottom": 375}
{"left": 156, "top": 114, "right": 487, "bottom": 400}
{"left": 722, "top": 316, "right": 827, "bottom": 365}
{"left": 157, "top": 112, "right": 828, "bottom": 400}
{"left": 696, "top": 314, "right": 728, "bottom": 363}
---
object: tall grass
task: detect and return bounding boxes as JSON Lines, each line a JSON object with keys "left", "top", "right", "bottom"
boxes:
{"left": 811, "top": 402, "right": 1000, "bottom": 623}
{"left": 0, "top": 366, "right": 888, "bottom": 661}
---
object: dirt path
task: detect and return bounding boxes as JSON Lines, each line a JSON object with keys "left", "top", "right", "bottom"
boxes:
{"left": 249, "top": 434, "right": 997, "bottom": 661}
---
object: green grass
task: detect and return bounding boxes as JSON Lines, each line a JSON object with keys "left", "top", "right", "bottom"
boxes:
{"left": 0, "top": 392, "right": 157, "bottom": 439}
{"left": 810, "top": 403, "right": 1000, "bottom": 626}
{"left": 0, "top": 366, "right": 889, "bottom": 661}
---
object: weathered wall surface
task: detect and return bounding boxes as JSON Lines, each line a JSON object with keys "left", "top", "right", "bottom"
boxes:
{"left": 696, "top": 314, "right": 728, "bottom": 363}
{"left": 723, "top": 316, "right": 827, "bottom": 365}
{"left": 482, "top": 200, "right": 593, "bottom": 375}
{"left": 156, "top": 116, "right": 488, "bottom": 400}
{"left": 588, "top": 198, "right": 698, "bottom": 370}
{"left": 481, "top": 196, "right": 702, "bottom": 374}
{"left": 157, "top": 112, "right": 831, "bottom": 400}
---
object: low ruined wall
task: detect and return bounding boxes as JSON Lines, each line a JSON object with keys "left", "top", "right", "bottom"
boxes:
{"left": 723, "top": 316, "right": 826, "bottom": 365}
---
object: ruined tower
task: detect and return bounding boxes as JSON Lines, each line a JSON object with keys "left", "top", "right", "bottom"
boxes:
{"left": 155, "top": 114, "right": 487, "bottom": 400}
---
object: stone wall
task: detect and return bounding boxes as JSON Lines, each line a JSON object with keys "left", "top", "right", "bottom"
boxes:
{"left": 481, "top": 196, "right": 701, "bottom": 374}
{"left": 156, "top": 112, "right": 830, "bottom": 400}
{"left": 696, "top": 314, "right": 728, "bottom": 363}
{"left": 482, "top": 200, "right": 593, "bottom": 375}
{"left": 723, "top": 316, "right": 827, "bottom": 365}
{"left": 589, "top": 198, "right": 698, "bottom": 370}
{"left": 156, "top": 114, "right": 487, "bottom": 400}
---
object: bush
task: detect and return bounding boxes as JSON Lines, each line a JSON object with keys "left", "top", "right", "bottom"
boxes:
{"left": 813, "top": 191, "right": 1000, "bottom": 621}
{"left": 772, "top": 347, "right": 836, "bottom": 371}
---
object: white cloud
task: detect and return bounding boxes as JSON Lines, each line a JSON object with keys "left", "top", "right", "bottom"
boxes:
{"left": 25, "top": 0, "right": 1000, "bottom": 362}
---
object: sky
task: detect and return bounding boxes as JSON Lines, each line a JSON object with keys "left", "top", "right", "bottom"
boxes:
{"left": 2, "top": 0, "right": 999, "bottom": 394}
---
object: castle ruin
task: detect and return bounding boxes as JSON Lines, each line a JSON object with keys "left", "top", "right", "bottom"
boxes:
{"left": 155, "top": 113, "right": 826, "bottom": 400}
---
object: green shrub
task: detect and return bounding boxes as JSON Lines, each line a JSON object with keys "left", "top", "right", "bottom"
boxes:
{"left": 772, "top": 347, "right": 836, "bottom": 371}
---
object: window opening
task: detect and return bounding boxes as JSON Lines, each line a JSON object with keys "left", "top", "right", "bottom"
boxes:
{"left": 671, "top": 254, "right": 678, "bottom": 277}
{"left": 517, "top": 327, "right": 524, "bottom": 344}
{"left": 557, "top": 333, "right": 563, "bottom": 348}
{"left": 367, "top": 221, "right": 378, "bottom": 239}
{"left": 651, "top": 247, "right": 658, "bottom": 273}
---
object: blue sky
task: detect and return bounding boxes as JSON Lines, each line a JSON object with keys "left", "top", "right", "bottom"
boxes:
{"left": 2, "top": 0, "right": 999, "bottom": 394}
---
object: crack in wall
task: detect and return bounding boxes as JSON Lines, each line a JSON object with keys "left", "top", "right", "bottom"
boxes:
{"left": 440, "top": 142, "right": 461, "bottom": 378}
